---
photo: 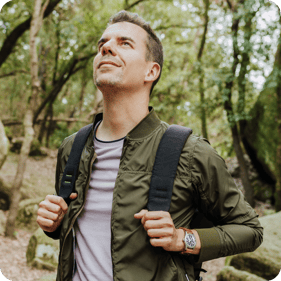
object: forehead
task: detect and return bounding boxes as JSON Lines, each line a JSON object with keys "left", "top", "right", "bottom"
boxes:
{"left": 101, "top": 21, "right": 148, "bottom": 44}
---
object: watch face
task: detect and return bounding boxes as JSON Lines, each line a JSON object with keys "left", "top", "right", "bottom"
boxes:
{"left": 185, "top": 233, "right": 196, "bottom": 249}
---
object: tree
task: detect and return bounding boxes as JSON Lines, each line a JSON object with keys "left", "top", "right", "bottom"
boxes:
{"left": 223, "top": 0, "right": 255, "bottom": 207}
{"left": 274, "top": 17, "right": 281, "bottom": 211}
{"left": 5, "top": 0, "right": 50, "bottom": 238}
{"left": 196, "top": 0, "right": 210, "bottom": 139}
{"left": 0, "top": 0, "right": 61, "bottom": 69}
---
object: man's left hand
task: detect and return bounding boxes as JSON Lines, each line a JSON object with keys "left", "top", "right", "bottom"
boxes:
{"left": 134, "top": 209, "right": 186, "bottom": 252}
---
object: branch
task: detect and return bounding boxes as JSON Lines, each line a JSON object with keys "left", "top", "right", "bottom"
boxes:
{"left": 0, "top": 70, "right": 29, "bottom": 79}
{"left": 2, "top": 117, "right": 90, "bottom": 126}
{"left": 155, "top": 24, "right": 203, "bottom": 31}
{"left": 175, "top": 40, "right": 194, "bottom": 45}
{"left": 226, "top": 0, "right": 232, "bottom": 10}
{"left": 125, "top": 0, "right": 147, "bottom": 10}
{"left": 197, "top": 0, "right": 210, "bottom": 61}
{"left": 0, "top": 0, "right": 61, "bottom": 68}
{"left": 33, "top": 52, "right": 96, "bottom": 124}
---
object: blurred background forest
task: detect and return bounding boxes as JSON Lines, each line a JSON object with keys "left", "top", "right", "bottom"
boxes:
{"left": 0, "top": 0, "right": 281, "bottom": 280}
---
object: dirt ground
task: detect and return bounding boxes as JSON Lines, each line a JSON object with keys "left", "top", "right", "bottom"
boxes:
{"left": 0, "top": 151, "right": 270, "bottom": 281}
{"left": 0, "top": 226, "right": 225, "bottom": 281}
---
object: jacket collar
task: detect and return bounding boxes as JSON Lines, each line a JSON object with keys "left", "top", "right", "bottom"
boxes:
{"left": 92, "top": 106, "right": 162, "bottom": 140}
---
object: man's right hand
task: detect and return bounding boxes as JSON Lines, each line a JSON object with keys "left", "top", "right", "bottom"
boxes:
{"left": 37, "top": 193, "right": 77, "bottom": 233}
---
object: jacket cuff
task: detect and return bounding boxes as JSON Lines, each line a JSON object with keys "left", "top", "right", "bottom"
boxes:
{"left": 195, "top": 227, "right": 221, "bottom": 263}
{"left": 44, "top": 224, "right": 62, "bottom": 240}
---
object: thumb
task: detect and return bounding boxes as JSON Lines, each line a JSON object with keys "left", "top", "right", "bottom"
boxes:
{"left": 69, "top": 193, "right": 78, "bottom": 200}
{"left": 134, "top": 209, "right": 148, "bottom": 219}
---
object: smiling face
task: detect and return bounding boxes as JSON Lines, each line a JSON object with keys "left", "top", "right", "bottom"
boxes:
{"left": 93, "top": 22, "right": 156, "bottom": 93}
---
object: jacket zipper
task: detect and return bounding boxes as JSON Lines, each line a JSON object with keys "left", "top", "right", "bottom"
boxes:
{"left": 111, "top": 137, "right": 127, "bottom": 280}
{"left": 60, "top": 147, "right": 96, "bottom": 281}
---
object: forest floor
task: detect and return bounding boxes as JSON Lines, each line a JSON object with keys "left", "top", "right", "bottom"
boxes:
{"left": 0, "top": 151, "right": 272, "bottom": 281}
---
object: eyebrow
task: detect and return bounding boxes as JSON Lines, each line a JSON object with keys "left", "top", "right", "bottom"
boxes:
{"left": 97, "top": 36, "right": 136, "bottom": 47}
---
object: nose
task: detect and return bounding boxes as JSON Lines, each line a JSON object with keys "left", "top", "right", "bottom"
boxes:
{"left": 101, "top": 40, "right": 116, "bottom": 56}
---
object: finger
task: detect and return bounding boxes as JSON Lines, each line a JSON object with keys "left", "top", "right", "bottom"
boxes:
{"left": 147, "top": 228, "right": 174, "bottom": 238}
{"left": 37, "top": 207, "right": 61, "bottom": 221}
{"left": 142, "top": 211, "right": 170, "bottom": 220}
{"left": 37, "top": 216, "right": 58, "bottom": 232}
{"left": 69, "top": 193, "right": 78, "bottom": 200}
{"left": 46, "top": 195, "right": 68, "bottom": 213}
{"left": 141, "top": 211, "right": 170, "bottom": 226}
{"left": 134, "top": 209, "right": 148, "bottom": 219}
{"left": 144, "top": 218, "right": 173, "bottom": 230}
{"left": 39, "top": 200, "right": 64, "bottom": 214}
{"left": 150, "top": 237, "right": 171, "bottom": 248}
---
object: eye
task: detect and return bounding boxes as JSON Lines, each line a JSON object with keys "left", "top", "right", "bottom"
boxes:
{"left": 122, "top": 41, "right": 131, "bottom": 47}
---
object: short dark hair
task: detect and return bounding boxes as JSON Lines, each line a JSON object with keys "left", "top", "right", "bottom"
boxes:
{"left": 108, "top": 10, "right": 163, "bottom": 95}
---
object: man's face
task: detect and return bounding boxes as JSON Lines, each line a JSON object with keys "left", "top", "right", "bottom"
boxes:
{"left": 93, "top": 22, "right": 151, "bottom": 91}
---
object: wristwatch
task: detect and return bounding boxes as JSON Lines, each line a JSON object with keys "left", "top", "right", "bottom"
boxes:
{"left": 180, "top": 227, "right": 196, "bottom": 253}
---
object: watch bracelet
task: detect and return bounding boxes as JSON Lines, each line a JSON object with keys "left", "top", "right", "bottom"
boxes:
{"left": 179, "top": 227, "right": 195, "bottom": 255}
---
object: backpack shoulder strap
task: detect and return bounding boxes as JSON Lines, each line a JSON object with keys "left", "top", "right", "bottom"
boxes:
{"left": 59, "top": 123, "right": 93, "bottom": 205}
{"left": 147, "top": 124, "right": 192, "bottom": 212}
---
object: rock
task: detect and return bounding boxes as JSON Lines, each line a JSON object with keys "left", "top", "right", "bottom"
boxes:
{"left": 16, "top": 197, "right": 44, "bottom": 232}
{"left": 10, "top": 137, "right": 47, "bottom": 156}
{"left": 216, "top": 266, "right": 266, "bottom": 281}
{"left": 229, "top": 252, "right": 280, "bottom": 281}
{"left": 218, "top": 211, "right": 281, "bottom": 280}
{"left": 243, "top": 74, "right": 277, "bottom": 183}
{"left": 0, "top": 210, "right": 7, "bottom": 235}
{"left": 39, "top": 273, "right": 57, "bottom": 281}
{"left": 0, "top": 120, "right": 9, "bottom": 170}
{"left": 225, "top": 155, "right": 274, "bottom": 203}
{"left": 26, "top": 228, "right": 59, "bottom": 271}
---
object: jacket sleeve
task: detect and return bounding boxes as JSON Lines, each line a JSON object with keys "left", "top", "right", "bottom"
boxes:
{"left": 190, "top": 137, "right": 263, "bottom": 263}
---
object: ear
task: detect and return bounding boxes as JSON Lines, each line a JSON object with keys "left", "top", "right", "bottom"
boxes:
{"left": 144, "top": 62, "right": 161, "bottom": 83}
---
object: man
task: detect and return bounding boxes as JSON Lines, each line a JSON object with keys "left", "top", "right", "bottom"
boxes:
{"left": 37, "top": 10, "right": 263, "bottom": 281}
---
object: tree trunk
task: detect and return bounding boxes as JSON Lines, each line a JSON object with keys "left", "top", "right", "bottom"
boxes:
{"left": 237, "top": 7, "right": 255, "bottom": 139}
{"left": 46, "top": 102, "right": 54, "bottom": 148}
{"left": 197, "top": 0, "right": 209, "bottom": 139}
{"left": 0, "top": 119, "right": 9, "bottom": 170}
{"left": 275, "top": 20, "right": 281, "bottom": 211}
{"left": 37, "top": 107, "right": 48, "bottom": 144}
{"left": 224, "top": 0, "right": 254, "bottom": 207}
{"left": 78, "top": 71, "right": 87, "bottom": 115}
{"left": 199, "top": 69, "right": 208, "bottom": 139}
{"left": 276, "top": 91, "right": 281, "bottom": 211}
{"left": 5, "top": 110, "right": 34, "bottom": 237}
{"left": 5, "top": 0, "right": 49, "bottom": 238}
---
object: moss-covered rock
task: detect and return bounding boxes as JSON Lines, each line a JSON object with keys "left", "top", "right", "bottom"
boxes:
{"left": 230, "top": 252, "right": 280, "bottom": 280}
{"left": 243, "top": 72, "right": 277, "bottom": 184}
{"left": 16, "top": 197, "right": 44, "bottom": 231}
{"left": 26, "top": 228, "right": 59, "bottom": 271}
{"left": 216, "top": 266, "right": 266, "bottom": 281}
{"left": 39, "top": 273, "right": 57, "bottom": 281}
{"left": 219, "top": 212, "right": 281, "bottom": 280}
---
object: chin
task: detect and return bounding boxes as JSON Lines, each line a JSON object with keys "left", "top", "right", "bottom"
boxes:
{"left": 95, "top": 78, "right": 119, "bottom": 88}
{"left": 95, "top": 74, "right": 123, "bottom": 88}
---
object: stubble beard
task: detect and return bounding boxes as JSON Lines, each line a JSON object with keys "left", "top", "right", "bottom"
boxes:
{"left": 94, "top": 71, "right": 123, "bottom": 89}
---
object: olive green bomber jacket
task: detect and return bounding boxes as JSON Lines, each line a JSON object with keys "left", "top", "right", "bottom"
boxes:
{"left": 47, "top": 108, "right": 263, "bottom": 281}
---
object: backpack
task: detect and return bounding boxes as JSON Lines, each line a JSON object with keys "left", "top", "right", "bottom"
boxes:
{"left": 59, "top": 123, "right": 212, "bottom": 281}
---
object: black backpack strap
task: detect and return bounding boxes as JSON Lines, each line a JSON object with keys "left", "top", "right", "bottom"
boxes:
{"left": 147, "top": 125, "right": 192, "bottom": 212}
{"left": 59, "top": 123, "right": 93, "bottom": 205}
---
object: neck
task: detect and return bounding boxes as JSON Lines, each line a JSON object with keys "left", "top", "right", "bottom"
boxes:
{"left": 95, "top": 87, "right": 150, "bottom": 141}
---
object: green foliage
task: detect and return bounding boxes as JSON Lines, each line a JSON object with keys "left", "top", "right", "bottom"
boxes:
{"left": 48, "top": 122, "right": 82, "bottom": 148}
{"left": 0, "top": 0, "right": 279, "bottom": 164}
